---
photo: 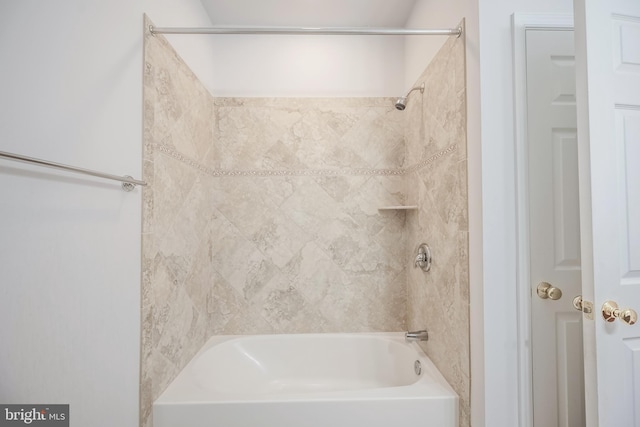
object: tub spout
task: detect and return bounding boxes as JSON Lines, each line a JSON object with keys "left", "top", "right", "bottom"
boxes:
{"left": 405, "top": 330, "right": 428, "bottom": 342}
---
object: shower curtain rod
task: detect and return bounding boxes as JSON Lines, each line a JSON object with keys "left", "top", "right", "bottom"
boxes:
{"left": 149, "top": 25, "right": 463, "bottom": 37}
{"left": 0, "top": 150, "right": 146, "bottom": 192}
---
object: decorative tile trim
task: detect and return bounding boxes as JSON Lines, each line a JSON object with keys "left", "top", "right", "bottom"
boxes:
{"left": 404, "top": 144, "right": 458, "bottom": 174}
{"left": 153, "top": 142, "right": 457, "bottom": 178}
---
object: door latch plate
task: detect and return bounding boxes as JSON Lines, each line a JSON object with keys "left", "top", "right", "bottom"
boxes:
{"left": 573, "top": 295, "right": 594, "bottom": 320}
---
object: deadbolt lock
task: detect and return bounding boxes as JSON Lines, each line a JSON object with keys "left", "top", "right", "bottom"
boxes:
{"left": 537, "top": 282, "right": 562, "bottom": 300}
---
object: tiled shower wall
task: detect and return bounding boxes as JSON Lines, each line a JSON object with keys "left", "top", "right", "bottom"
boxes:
{"left": 141, "top": 17, "right": 468, "bottom": 427}
{"left": 141, "top": 19, "right": 411, "bottom": 427}
{"left": 404, "top": 25, "right": 470, "bottom": 427}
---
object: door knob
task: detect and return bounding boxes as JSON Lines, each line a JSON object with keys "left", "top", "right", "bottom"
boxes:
{"left": 537, "top": 282, "right": 562, "bottom": 300}
{"left": 602, "top": 301, "right": 638, "bottom": 325}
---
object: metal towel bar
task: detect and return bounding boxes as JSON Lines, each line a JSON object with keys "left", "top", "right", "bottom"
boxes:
{"left": 0, "top": 150, "right": 146, "bottom": 192}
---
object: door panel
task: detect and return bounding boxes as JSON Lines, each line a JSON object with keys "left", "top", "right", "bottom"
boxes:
{"left": 526, "top": 29, "right": 585, "bottom": 427}
{"left": 574, "top": 0, "right": 640, "bottom": 425}
{"left": 557, "top": 312, "right": 585, "bottom": 427}
{"left": 615, "top": 108, "right": 640, "bottom": 281}
{"left": 552, "top": 130, "right": 580, "bottom": 269}
{"left": 623, "top": 338, "right": 640, "bottom": 422}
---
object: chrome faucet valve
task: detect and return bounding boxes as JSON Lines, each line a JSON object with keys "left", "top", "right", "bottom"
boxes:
{"left": 414, "top": 243, "right": 432, "bottom": 272}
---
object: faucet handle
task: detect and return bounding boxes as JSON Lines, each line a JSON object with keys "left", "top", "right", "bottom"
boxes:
{"left": 414, "top": 244, "right": 431, "bottom": 272}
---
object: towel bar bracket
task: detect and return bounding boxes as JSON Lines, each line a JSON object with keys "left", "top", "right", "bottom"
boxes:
{"left": 122, "top": 176, "right": 136, "bottom": 192}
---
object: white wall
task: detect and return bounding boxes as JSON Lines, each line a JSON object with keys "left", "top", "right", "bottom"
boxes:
{"left": 404, "top": 0, "right": 473, "bottom": 87}
{"left": 168, "top": 0, "right": 414, "bottom": 97}
{"left": 204, "top": 35, "right": 405, "bottom": 97}
{"left": 0, "top": 1, "right": 212, "bottom": 426}
{"left": 476, "top": 1, "right": 572, "bottom": 426}
{"left": 196, "top": 0, "right": 409, "bottom": 96}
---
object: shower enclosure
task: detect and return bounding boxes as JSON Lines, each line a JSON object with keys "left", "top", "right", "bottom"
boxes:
{"left": 141, "top": 16, "right": 469, "bottom": 427}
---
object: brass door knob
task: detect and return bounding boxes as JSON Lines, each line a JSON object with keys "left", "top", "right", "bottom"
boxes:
{"left": 602, "top": 301, "right": 638, "bottom": 325}
{"left": 537, "top": 282, "right": 562, "bottom": 300}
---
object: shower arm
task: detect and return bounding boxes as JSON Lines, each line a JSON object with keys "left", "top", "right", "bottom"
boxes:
{"left": 404, "top": 83, "right": 425, "bottom": 98}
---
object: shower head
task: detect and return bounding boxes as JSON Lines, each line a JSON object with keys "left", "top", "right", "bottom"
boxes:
{"left": 394, "top": 83, "right": 425, "bottom": 111}
{"left": 394, "top": 97, "right": 408, "bottom": 110}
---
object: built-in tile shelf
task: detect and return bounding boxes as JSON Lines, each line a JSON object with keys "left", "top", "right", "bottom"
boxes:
{"left": 377, "top": 205, "right": 418, "bottom": 211}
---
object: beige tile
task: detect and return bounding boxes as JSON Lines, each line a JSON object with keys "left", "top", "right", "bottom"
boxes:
{"left": 206, "top": 270, "right": 245, "bottom": 333}
{"left": 251, "top": 273, "right": 333, "bottom": 333}
{"left": 282, "top": 241, "right": 348, "bottom": 304}
{"left": 249, "top": 213, "right": 312, "bottom": 269}
{"left": 211, "top": 177, "right": 281, "bottom": 238}
{"left": 222, "top": 305, "right": 275, "bottom": 335}
{"left": 404, "top": 32, "right": 469, "bottom": 427}
{"left": 258, "top": 176, "right": 302, "bottom": 207}
{"left": 339, "top": 107, "right": 405, "bottom": 168}
{"left": 280, "top": 178, "right": 354, "bottom": 238}
{"left": 163, "top": 95, "right": 214, "bottom": 160}
{"left": 313, "top": 175, "right": 368, "bottom": 203}
{"left": 151, "top": 152, "right": 198, "bottom": 242}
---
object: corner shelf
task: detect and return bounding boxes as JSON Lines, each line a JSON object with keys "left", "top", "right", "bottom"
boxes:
{"left": 377, "top": 205, "right": 418, "bottom": 211}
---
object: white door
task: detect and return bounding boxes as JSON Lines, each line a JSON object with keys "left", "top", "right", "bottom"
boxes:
{"left": 526, "top": 29, "right": 585, "bottom": 427}
{"left": 574, "top": 0, "right": 640, "bottom": 425}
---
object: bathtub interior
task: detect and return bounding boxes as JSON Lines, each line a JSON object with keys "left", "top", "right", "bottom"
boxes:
{"left": 191, "top": 334, "right": 421, "bottom": 394}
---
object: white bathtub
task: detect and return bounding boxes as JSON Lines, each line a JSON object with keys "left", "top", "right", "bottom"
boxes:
{"left": 153, "top": 332, "right": 458, "bottom": 427}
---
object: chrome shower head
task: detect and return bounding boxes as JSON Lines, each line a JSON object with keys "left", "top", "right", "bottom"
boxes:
{"left": 394, "top": 83, "right": 425, "bottom": 111}
{"left": 395, "top": 97, "right": 407, "bottom": 110}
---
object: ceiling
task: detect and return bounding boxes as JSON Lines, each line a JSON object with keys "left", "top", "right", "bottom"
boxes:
{"left": 199, "top": 0, "right": 418, "bottom": 27}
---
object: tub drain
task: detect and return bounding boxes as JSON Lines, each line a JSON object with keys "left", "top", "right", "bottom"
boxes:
{"left": 414, "top": 360, "right": 422, "bottom": 375}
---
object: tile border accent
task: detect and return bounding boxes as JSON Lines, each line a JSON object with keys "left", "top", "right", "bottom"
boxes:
{"left": 154, "top": 142, "right": 457, "bottom": 178}
{"left": 404, "top": 144, "right": 458, "bottom": 174}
